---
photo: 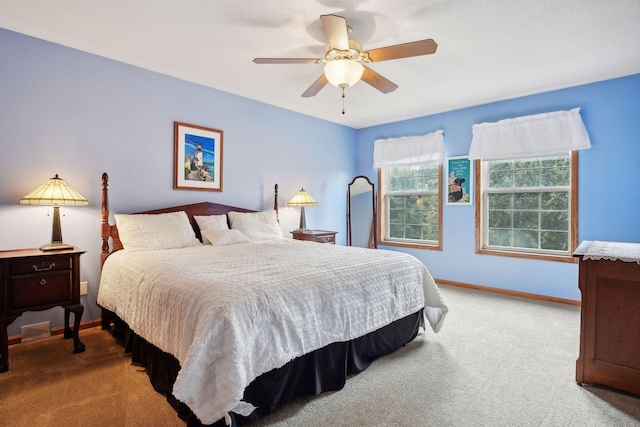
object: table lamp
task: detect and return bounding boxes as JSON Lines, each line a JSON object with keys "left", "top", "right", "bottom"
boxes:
{"left": 285, "top": 188, "right": 318, "bottom": 232}
{"left": 20, "top": 174, "right": 88, "bottom": 251}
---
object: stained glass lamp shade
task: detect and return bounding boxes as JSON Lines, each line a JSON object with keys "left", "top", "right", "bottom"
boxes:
{"left": 20, "top": 174, "right": 88, "bottom": 251}
{"left": 285, "top": 188, "right": 318, "bottom": 232}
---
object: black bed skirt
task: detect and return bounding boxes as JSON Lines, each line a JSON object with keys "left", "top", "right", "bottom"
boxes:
{"left": 102, "top": 309, "right": 424, "bottom": 426}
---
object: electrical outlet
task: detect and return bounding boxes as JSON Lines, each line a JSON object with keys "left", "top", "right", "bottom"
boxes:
{"left": 80, "top": 281, "right": 88, "bottom": 296}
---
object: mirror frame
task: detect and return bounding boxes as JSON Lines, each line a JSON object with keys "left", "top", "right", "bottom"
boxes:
{"left": 347, "top": 175, "right": 377, "bottom": 248}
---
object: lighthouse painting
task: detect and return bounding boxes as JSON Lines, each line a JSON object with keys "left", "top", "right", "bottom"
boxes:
{"left": 174, "top": 122, "right": 224, "bottom": 192}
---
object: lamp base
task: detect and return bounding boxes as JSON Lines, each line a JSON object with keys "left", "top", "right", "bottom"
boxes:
{"left": 291, "top": 228, "right": 312, "bottom": 233}
{"left": 40, "top": 242, "right": 74, "bottom": 251}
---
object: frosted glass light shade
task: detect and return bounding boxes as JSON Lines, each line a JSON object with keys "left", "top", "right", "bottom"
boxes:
{"left": 324, "top": 60, "right": 364, "bottom": 88}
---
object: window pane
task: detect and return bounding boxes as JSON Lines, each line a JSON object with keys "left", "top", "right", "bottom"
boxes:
{"left": 488, "top": 229, "right": 511, "bottom": 246}
{"left": 488, "top": 211, "right": 511, "bottom": 228}
{"left": 487, "top": 160, "right": 513, "bottom": 171}
{"left": 541, "top": 167, "right": 570, "bottom": 186}
{"left": 514, "top": 159, "right": 540, "bottom": 169}
{"left": 541, "top": 157, "right": 569, "bottom": 168}
{"left": 488, "top": 170, "right": 513, "bottom": 188}
{"left": 390, "top": 178, "right": 404, "bottom": 191}
{"left": 389, "top": 196, "right": 404, "bottom": 209}
{"left": 541, "top": 231, "right": 569, "bottom": 251}
{"left": 513, "top": 169, "right": 540, "bottom": 187}
{"left": 405, "top": 225, "right": 422, "bottom": 239}
{"left": 406, "top": 177, "right": 421, "bottom": 190}
{"left": 423, "top": 194, "right": 439, "bottom": 210}
{"left": 389, "top": 224, "right": 404, "bottom": 238}
{"left": 541, "top": 211, "right": 568, "bottom": 231}
{"left": 488, "top": 193, "right": 511, "bottom": 209}
{"left": 513, "top": 230, "right": 538, "bottom": 249}
{"left": 513, "top": 193, "right": 539, "bottom": 210}
{"left": 389, "top": 209, "right": 403, "bottom": 224}
{"left": 513, "top": 211, "right": 538, "bottom": 230}
{"left": 424, "top": 226, "right": 439, "bottom": 241}
{"left": 541, "top": 192, "right": 568, "bottom": 210}
{"left": 405, "top": 208, "right": 424, "bottom": 225}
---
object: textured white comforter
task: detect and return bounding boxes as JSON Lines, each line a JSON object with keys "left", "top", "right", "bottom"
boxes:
{"left": 98, "top": 239, "right": 448, "bottom": 424}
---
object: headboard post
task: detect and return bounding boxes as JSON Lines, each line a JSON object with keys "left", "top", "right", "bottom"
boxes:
{"left": 274, "top": 183, "right": 279, "bottom": 218}
{"left": 101, "top": 173, "right": 110, "bottom": 266}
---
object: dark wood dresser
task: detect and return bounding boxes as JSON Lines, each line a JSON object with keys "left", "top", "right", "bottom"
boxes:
{"left": 0, "top": 247, "right": 86, "bottom": 372}
{"left": 573, "top": 240, "right": 640, "bottom": 395}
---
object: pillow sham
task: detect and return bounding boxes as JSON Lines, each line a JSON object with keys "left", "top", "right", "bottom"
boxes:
{"left": 194, "top": 214, "right": 229, "bottom": 244}
{"left": 227, "top": 210, "right": 283, "bottom": 241}
{"left": 114, "top": 211, "right": 201, "bottom": 251}
{"left": 201, "top": 229, "right": 250, "bottom": 247}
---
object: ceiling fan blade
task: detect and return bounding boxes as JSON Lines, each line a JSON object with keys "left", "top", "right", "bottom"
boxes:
{"left": 320, "top": 14, "right": 349, "bottom": 51}
{"left": 253, "top": 58, "right": 321, "bottom": 64}
{"left": 302, "top": 74, "right": 329, "bottom": 98}
{"left": 367, "top": 39, "right": 438, "bottom": 62}
{"left": 361, "top": 66, "right": 398, "bottom": 94}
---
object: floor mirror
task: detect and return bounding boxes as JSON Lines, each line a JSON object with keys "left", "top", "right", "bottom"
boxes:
{"left": 347, "top": 176, "right": 377, "bottom": 248}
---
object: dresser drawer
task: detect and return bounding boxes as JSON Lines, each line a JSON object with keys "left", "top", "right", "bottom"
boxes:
{"left": 9, "top": 271, "right": 73, "bottom": 311}
{"left": 10, "top": 256, "right": 72, "bottom": 275}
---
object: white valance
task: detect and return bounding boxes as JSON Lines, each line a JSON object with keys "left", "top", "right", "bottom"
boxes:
{"left": 468, "top": 108, "right": 591, "bottom": 160}
{"left": 373, "top": 130, "right": 445, "bottom": 168}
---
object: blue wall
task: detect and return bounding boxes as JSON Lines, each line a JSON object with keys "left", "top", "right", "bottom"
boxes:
{"left": 0, "top": 29, "right": 356, "bottom": 336}
{"left": 357, "top": 74, "right": 640, "bottom": 301}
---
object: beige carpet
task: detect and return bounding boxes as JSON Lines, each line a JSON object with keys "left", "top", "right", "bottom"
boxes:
{"left": 1, "top": 285, "right": 639, "bottom": 426}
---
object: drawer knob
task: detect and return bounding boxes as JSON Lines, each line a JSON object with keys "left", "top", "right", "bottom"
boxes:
{"left": 40, "top": 278, "right": 47, "bottom": 285}
{"left": 33, "top": 263, "right": 55, "bottom": 272}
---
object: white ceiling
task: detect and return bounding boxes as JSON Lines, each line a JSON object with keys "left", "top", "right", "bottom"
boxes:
{"left": 1, "top": 0, "right": 639, "bottom": 129}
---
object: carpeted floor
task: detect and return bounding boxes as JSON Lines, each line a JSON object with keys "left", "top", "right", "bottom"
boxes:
{"left": 1, "top": 285, "right": 639, "bottom": 426}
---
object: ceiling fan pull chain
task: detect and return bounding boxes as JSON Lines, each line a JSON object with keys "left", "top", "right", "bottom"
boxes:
{"left": 342, "top": 87, "right": 346, "bottom": 115}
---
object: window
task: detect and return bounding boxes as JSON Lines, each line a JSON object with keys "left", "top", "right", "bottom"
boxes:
{"left": 476, "top": 152, "right": 578, "bottom": 262}
{"left": 379, "top": 162, "right": 442, "bottom": 249}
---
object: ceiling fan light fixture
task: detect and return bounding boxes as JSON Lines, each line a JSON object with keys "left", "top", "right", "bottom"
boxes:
{"left": 324, "top": 60, "right": 364, "bottom": 88}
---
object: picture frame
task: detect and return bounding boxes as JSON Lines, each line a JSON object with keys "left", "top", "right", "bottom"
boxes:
{"left": 446, "top": 156, "right": 473, "bottom": 205}
{"left": 174, "top": 122, "right": 223, "bottom": 192}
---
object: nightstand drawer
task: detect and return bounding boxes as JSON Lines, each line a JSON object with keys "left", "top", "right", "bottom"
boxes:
{"left": 291, "top": 230, "right": 338, "bottom": 244}
{"left": 9, "top": 271, "right": 73, "bottom": 311}
{"left": 317, "top": 235, "right": 335, "bottom": 244}
{"left": 10, "top": 256, "right": 72, "bottom": 275}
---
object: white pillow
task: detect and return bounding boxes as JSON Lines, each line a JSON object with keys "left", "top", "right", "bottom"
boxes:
{"left": 201, "top": 229, "right": 250, "bottom": 247}
{"left": 227, "top": 210, "right": 283, "bottom": 241}
{"left": 114, "top": 211, "right": 202, "bottom": 251}
{"left": 194, "top": 214, "right": 229, "bottom": 244}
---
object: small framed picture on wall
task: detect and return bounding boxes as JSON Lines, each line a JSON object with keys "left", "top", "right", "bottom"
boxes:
{"left": 174, "top": 122, "right": 223, "bottom": 192}
{"left": 446, "top": 156, "right": 473, "bottom": 205}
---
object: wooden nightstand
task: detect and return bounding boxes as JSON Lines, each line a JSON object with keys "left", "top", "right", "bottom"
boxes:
{"left": 0, "top": 247, "right": 86, "bottom": 372}
{"left": 291, "top": 230, "right": 337, "bottom": 244}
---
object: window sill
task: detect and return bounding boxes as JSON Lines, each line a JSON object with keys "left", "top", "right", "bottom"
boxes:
{"left": 379, "top": 240, "right": 442, "bottom": 251}
{"left": 476, "top": 248, "right": 578, "bottom": 264}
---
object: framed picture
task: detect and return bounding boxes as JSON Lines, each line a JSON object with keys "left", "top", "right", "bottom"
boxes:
{"left": 174, "top": 122, "right": 223, "bottom": 192}
{"left": 446, "top": 156, "right": 473, "bottom": 205}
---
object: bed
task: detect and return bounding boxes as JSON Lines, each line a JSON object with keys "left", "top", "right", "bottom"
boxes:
{"left": 97, "top": 173, "right": 448, "bottom": 426}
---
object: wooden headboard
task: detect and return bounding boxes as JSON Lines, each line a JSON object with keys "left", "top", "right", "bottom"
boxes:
{"left": 100, "top": 172, "right": 279, "bottom": 265}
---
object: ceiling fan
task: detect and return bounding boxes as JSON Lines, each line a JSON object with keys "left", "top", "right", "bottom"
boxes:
{"left": 253, "top": 14, "right": 438, "bottom": 100}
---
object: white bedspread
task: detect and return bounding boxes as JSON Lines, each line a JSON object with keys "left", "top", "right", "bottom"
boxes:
{"left": 98, "top": 239, "right": 447, "bottom": 424}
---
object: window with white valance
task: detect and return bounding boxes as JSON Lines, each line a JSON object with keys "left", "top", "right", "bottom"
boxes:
{"left": 374, "top": 130, "right": 444, "bottom": 250}
{"left": 468, "top": 108, "right": 590, "bottom": 160}
{"left": 373, "top": 130, "right": 445, "bottom": 168}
